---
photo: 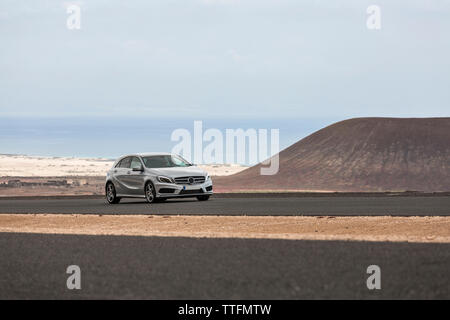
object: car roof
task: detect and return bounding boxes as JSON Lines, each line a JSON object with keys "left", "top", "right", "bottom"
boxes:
{"left": 136, "top": 152, "right": 173, "bottom": 157}
{"left": 116, "top": 152, "right": 173, "bottom": 160}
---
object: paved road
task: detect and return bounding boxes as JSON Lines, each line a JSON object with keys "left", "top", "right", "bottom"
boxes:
{"left": 0, "top": 196, "right": 449, "bottom": 216}
{"left": 0, "top": 232, "right": 448, "bottom": 299}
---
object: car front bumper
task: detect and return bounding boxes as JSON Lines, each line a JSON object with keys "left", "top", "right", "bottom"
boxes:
{"left": 155, "top": 180, "right": 213, "bottom": 198}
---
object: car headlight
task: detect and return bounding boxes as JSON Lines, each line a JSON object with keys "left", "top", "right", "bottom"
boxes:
{"left": 157, "top": 176, "right": 174, "bottom": 184}
{"left": 205, "top": 174, "right": 211, "bottom": 181}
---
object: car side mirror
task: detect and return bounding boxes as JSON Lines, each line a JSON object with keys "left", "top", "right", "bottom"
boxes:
{"left": 132, "top": 166, "right": 144, "bottom": 172}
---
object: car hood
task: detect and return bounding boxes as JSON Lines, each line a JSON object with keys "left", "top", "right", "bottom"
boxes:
{"left": 148, "top": 166, "right": 207, "bottom": 178}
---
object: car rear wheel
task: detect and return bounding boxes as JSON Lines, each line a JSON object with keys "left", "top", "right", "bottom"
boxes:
{"left": 145, "top": 182, "right": 156, "bottom": 203}
{"left": 106, "top": 182, "right": 121, "bottom": 204}
{"left": 197, "top": 195, "right": 210, "bottom": 201}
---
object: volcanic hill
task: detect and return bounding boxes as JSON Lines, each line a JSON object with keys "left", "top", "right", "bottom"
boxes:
{"left": 214, "top": 117, "right": 450, "bottom": 192}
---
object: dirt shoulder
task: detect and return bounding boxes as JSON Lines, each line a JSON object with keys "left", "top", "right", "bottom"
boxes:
{"left": 0, "top": 214, "right": 449, "bottom": 243}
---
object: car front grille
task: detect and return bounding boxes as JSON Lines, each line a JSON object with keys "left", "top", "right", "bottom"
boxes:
{"left": 174, "top": 176, "right": 206, "bottom": 185}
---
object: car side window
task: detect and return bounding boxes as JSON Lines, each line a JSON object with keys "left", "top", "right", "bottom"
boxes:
{"left": 130, "top": 157, "right": 142, "bottom": 170}
{"left": 119, "top": 157, "right": 131, "bottom": 168}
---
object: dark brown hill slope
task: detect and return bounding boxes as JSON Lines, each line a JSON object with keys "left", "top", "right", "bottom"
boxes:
{"left": 215, "top": 118, "right": 450, "bottom": 192}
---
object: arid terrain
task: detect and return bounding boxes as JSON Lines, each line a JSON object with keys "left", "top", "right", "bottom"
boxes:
{"left": 0, "top": 176, "right": 106, "bottom": 196}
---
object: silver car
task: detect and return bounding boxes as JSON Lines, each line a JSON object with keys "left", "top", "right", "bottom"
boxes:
{"left": 105, "top": 153, "right": 213, "bottom": 204}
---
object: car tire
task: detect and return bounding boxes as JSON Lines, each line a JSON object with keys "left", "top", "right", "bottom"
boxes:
{"left": 197, "top": 195, "right": 210, "bottom": 201}
{"left": 145, "top": 182, "right": 156, "bottom": 203}
{"left": 106, "top": 182, "right": 121, "bottom": 204}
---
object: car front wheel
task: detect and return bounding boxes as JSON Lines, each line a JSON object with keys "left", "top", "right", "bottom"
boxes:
{"left": 106, "top": 182, "right": 121, "bottom": 204}
{"left": 145, "top": 182, "right": 156, "bottom": 203}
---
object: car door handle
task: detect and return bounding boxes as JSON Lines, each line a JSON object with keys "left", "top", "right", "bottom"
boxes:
{"left": 127, "top": 171, "right": 131, "bottom": 174}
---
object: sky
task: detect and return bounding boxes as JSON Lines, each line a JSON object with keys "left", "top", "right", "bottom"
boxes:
{"left": 0, "top": 0, "right": 449, "bottom": 159}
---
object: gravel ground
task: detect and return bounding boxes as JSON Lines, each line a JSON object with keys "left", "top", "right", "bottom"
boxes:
{"left": 0, "top": 214, "right": 449, "bottom": 243}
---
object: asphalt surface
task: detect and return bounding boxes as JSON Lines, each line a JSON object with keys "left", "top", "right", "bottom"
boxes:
{"left": 1, "top": 232, "right": 448, "bottom": 299}
{"left": 0, "top": 196, "right": 449, "bottom": 216}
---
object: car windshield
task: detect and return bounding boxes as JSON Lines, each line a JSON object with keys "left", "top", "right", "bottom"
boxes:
{"left": 142, "top": 155, "right": 191, "bottom": 168}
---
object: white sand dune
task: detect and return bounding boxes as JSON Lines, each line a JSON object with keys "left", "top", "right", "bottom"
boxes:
{"left": 0, "top": 154, "right": 247, "bottom": 177}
